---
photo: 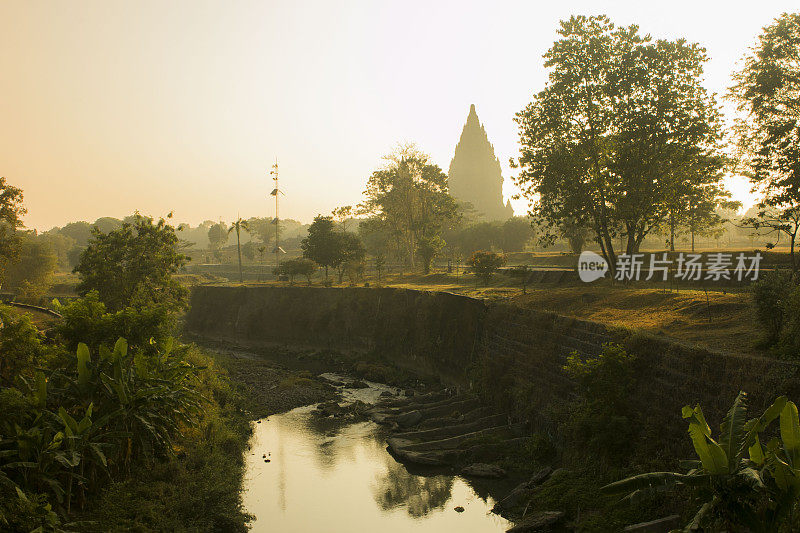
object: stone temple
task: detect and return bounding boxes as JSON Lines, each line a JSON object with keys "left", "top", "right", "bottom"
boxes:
{"left": 448, "top": 104, "right": 514, "bottom": 221}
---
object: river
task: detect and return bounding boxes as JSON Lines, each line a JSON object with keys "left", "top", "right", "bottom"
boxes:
{"left": 242, "top": 375, "right": 511, "bottom": 532}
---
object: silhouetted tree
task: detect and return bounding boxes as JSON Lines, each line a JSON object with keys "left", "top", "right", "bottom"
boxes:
{"left": 336, "top": 232, "right": 366, "bottom": 283}
{"left": 360, "top": 144, "right": 459, "bottom": 269}
{"left": 207, "top": 222, "right": 228, "bottom": 263}
{"left": 0, "top": 177, "right": 26, "bottom": 267}
{"left": 513, "top": 15, "right": 726, "bottom": 273}
{"left": 301, "top": 215, "right": 341, "bottom": 280}
{"left": 228, "top": 217, "right": 250, "bottom": 282}
{"left": 731, "top": 13, "right": 800, "bottom": 271}
{"left": 274, "top": 257, "right": 316, "bottom": 285}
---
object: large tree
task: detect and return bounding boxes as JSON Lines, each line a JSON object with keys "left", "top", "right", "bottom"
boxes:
{"left": 731, "top": 13, "right": 800, "bottom": 271}
{"left": 207, "top": 221, "right": 228, "bottom": 262}
{"left": 512, "top": 15, "right": 727, "bottom": 271}
{"left": 74, "top": 214, "right": 189, "bottom": 311}
{"left": 360, "top": 144, "right": 459, "bottom": 269}
{"left": 0, "top": 177, "right": 26, "bottom": 266}
{"left": 301, "top": 215, "right": 342, "bottom": 280}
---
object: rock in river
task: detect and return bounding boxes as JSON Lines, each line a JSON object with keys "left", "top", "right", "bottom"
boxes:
{"left": 461, "top": 463, "right": 507, "bottom": 478}
{"left": 506, "top": 511, "right": 565, "bottom": 532}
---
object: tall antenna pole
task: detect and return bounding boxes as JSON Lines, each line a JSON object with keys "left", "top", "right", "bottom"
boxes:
{"left": 269, "top": 160, "right": 281, "bottom": 271}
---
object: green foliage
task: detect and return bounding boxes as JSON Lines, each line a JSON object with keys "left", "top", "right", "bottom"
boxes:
{"left": 301, "top": 215, "right": 341, "bottom": 278}
{"left": 603, "top": 392, "right": 800, "bottom": 531}
{"left": 731, "top": 13, "right": 800, "bottom": 271}
{"left": 206, "top": 222, "right": 229, "bottom": 258}
{"left": 245, "top": 217, "right": 273, "bottom": 247}
{"left": 751, "top": 270, "right": 800, "bottom": 356}
{"left": 337, "top": 231, "right": 366, "bottom": 284}
{"left": 59, "top": 222, "right": 93, "bottom": 248}
{"left": 563, "top": 344, "right": 638, "bottom": 463}
{"left": 0, "top": 305, "right": 55, "bottom": 386}
{"left": 0, "top": 336, "right": 206, "bottom": 528}
{"left": 39, "top": 231, "right": 77, "bottom": 271}
{"left": 75, "top": 346, "right": 252, "bottom": 532}
{"left": 752, "top": 270, "right": 795, "bottom": 344}
{"left": 2, "top": 232, "right": 59, "bottom": 299}
{"left": 55, "top": 291, "right": 175, "bottom": 353}
{"left": 74, "top": 214, "right": 189, "bottom": 312}
{"left": 446, "top": 217, "right": 534, "bottom": 256}
{"left": 274, "top": 257, "right": 316, "bottom": 285}
{"left": 360, "top": 144, "right": 459, "bottom": 270}
{"left": 513, "top": 15, "right": 727, "bottom": 268}
{"left": 467, "top": 250, "right": 506, "bottom": 284}
{"left": 0, "top": 176, "right": 26, "bottom": 264}
{"left": 416, "top": 234, "right": 445, "bottom": 274}
{"left": 301, "top": 216, "right": 366, "bottom": 282}
{"left": 780, "top": 286, "right": 800, "bottom": 357}
{"left": 358, "top": 217, "right": 392, "bottom": 271}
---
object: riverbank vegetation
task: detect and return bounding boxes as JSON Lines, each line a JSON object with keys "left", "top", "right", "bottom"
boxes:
{"left": 0, "top": 212, "right": 255, "bottom": 531}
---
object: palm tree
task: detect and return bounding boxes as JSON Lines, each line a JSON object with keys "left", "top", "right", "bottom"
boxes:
{"left": 228, "top": 217, "right": 250, "bottom": 283}
{"left": 257, "top": 245, "right": 266, "bottom": 281}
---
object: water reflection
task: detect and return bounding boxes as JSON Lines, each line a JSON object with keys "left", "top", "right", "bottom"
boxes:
{"left": 243, "top": 405, "right": 510, "bottom": 532}
{"left": 372, "top": 460, "right": 453, "bottom": 517}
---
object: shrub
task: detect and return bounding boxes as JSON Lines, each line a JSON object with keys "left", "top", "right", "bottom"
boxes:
{"left": 468, "top": 250, "right": 506, "bottom": 285}
{"left": 779, "top": 284, "right": 800, "bottom": 358}
{"left": 55, "top": 291, "right": 175, "bottom": 353}
{"left": 1, "top": 337, "right": 205, "bottom": 525}
{"left": 563, "top": 344, "right": 638, "bottom": 463}
{"left": 0, "top": 305, "right": 56, "bottom": 386}
{"left": 752, "top": 270, "right": 795, "bottom": 345}
{"left": 274, "top": 258, "right": 316, "bottom": 285}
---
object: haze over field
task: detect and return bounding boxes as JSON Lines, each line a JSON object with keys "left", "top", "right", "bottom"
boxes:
{"left": 1, "top": 0, "right": 796, "bottom": 230}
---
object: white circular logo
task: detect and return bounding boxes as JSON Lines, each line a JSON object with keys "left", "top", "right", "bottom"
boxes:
{"left": 578, "top": 251, "right": 608, "bottom": 282}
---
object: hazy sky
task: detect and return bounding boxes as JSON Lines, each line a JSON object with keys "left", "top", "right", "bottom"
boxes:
{"left": 2, "top": 1, "right": 797, "bottom": 231}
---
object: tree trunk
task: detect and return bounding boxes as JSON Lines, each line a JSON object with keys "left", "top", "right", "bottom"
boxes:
{"left": 669, "top": 212, "right": 676, "bottom": 251}
{"left": 236, "top": 229, "right": 243, "bottom": 283}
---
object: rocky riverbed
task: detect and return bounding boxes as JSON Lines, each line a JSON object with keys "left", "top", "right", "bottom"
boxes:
{"left": 208, "top": 344, "right": 577, "bottom": 532}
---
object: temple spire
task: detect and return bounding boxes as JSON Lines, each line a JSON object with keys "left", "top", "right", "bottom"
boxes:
{"left": 447, "top": 105, "right": 513, "bottom": 221}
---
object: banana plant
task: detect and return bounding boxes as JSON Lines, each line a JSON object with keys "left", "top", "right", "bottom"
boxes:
{"left": 747, "top": 399, "right": 800, "bottom": 526}
{"left": 602, "top": 392, "right": 792, "bottom": 532}
{"left": 0, "top": 335, "right": 203, "bottom": 521}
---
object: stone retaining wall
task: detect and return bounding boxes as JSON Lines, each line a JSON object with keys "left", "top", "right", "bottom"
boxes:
{"left": 186, "top": 285, "right": 800, "bottom": 431}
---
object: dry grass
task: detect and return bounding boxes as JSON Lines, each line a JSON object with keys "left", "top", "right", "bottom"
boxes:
{"left": 376, "top": 272, "right": 761, "bottom": 357}
{"left": 508, "top": 286, "right": 759, "bottom": 357}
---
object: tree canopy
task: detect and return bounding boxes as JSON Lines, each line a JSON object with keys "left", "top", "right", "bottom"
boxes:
{"left": 360, "top": 144, "right": 459, "bottom": 269}
{"left": 513, "top": 15, "right": 728, "bottom": 270}
{"left": 74, "top": 214, "right": 189, "bottom": 311}
{"left": 731, "top": 12, "right": 800, "bottom": 270}
{"left": 0, "top": 177, "right": 26, "bottom": 265}
{"left": 301, "top": 215, "right": 342, "bottom": 279}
